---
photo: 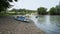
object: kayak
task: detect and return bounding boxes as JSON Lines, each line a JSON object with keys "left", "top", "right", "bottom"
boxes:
{"left": 14, "top": 16, "right": 30, "bottom": 22}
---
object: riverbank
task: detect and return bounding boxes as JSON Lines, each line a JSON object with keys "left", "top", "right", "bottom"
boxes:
{"left": 0, "top": 16, "right": 44, "bottom": 34}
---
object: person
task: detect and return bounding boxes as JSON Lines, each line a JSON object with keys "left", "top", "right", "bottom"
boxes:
{"left": 17, "top": 16, "right": 19, "bottom": 18}
{"left": 36, "top": 16, "right": 38, "bottom": 18}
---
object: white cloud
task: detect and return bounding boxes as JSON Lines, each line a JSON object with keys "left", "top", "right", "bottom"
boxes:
{"left": 9, "top": 0, "right": 60, "bottom": 10}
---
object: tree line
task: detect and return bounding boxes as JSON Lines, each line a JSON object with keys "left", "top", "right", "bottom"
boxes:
{"left": 0, "top": 0, "right": 60, "bottom": 15}
{"left": 7, "top": 9, "right": 36, "bottom": 15}
{"left": 37, "top": 2, "right": 60, "bottom": 15}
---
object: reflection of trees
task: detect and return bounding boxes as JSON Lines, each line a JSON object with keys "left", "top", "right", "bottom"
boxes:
{"left": 38, "top": 16, "right": 46, "bottom": 24}
{"left": 50, "top": 16, "right": 60, "bottom": 24}
{"left": 50, "top": 16, "right": 60, "bottom": 27}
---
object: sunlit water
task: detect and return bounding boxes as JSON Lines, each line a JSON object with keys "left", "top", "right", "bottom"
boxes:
{"left": 30, "top": 15, "right": 60, "bottom": 34}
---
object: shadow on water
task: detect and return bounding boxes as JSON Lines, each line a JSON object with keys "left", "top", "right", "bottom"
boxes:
{"left": 31, "top": 15, "right": 60, "bottom": 34}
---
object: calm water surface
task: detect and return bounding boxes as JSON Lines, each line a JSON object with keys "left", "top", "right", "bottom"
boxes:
{"left": 30, "top": 15, "right": 60, "bottom": 34}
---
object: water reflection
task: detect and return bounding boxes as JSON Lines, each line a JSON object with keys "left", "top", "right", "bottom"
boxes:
{"left": 31, "top": 15, "right": 60, "bottom": 34}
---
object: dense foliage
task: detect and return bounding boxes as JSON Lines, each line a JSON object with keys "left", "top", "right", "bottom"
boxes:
{"left": 37, "top": 2, "right": 60, "bottom": 15}
{"left": 4, "top": 9, "right": 36, "bottom": 15}
{"left": 0, "top": 0, "right": 60, "bottom": 15}
{"left": 37, "top": 7, "right": 47, "bottom": 15}
{"left": 49, "top": 2, "right": 60, "bottom": 15}
{"left": 0, "top": 0, "right": 17, "bottom": 12}
{"left": 49, "top": 7, "right": 56, "bottom": 15}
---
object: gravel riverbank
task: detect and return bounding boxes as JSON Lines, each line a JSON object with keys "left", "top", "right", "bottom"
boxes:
{"left": 0, "top": 16, "right": 44, "bottom": 34}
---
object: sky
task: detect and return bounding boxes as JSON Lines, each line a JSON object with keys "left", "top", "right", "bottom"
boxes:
{"left": 9, "top": 0, "right": 60, "bottom": 10}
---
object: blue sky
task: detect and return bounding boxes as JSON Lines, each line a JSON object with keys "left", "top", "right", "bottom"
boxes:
{"left": 9, "top": 0, "right": 60, "bottom": 10}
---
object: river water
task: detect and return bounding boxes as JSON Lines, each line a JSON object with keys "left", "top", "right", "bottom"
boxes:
{"left": 13, "top": 15, "right": 60, "bottom": 34}
{"left": 30, "top": 15, "right": 60, "bottom": 34}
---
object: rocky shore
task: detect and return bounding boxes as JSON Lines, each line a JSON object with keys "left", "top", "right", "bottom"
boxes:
{"left": 0, "top": 16, "right": 44, "bottom": 34}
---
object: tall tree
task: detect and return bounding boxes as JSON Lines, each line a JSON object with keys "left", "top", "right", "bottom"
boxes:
{"left": 37, "top": 7, "right": 47, "bottom": 15}
{"left": 49, "top": 2, "right": 60, "bottom": 15}
{"left": 0, "top": 0, "right": 17, "bottom": 12}
{"left": 55, "top": 2, "right": 60, "bottom": 15}
{"left": 49, "top": 7, "right": 56, "bottom": 15}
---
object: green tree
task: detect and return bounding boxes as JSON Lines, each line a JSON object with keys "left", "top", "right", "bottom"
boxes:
{"left": 37, "top": 7, "right": 47, "bottom": 15}
{"left": 49, "top": 7, "right": 56, "bottom": 15}
{"left": 55, "top": 2, "right": 60, "bottom": 15}
{"left": 49, "top": 2, "right": 60, "bottom": 15}
{"left": 0, "top": 0, "right": 17, "bottom": 12}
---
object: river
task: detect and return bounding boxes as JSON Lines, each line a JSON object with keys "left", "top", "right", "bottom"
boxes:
{"left": 13, "top": 15, "right": 60, "bottom": 34}
{"left": 30, "top": 15, "right": 60, "bottom": 34}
